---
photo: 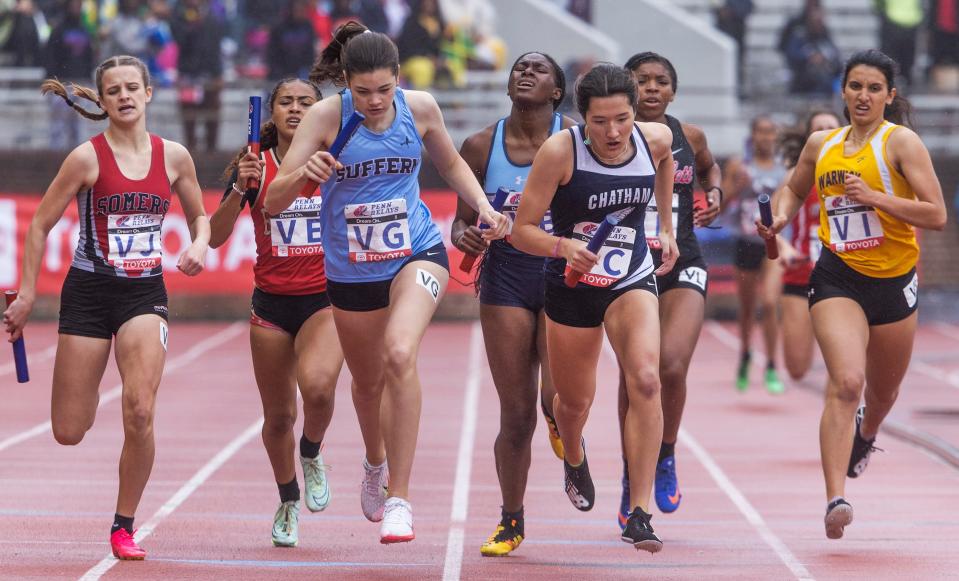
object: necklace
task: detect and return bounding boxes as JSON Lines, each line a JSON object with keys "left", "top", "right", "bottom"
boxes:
{"left": 846, "top": 123, "right": 883, "bottom": 149}
{"left": 591, "top": 142, "right": 631, "bottom": 165}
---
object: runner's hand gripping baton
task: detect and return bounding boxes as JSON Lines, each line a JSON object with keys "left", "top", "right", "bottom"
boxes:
{"left": 4, "top": 291, "right": 29, "bottom": 383}
{"left": 245, "top": 96, "right": 262, "bottom": 194}
{"left": 459, "top": 187, "right": 510, "bottom": 272}
{"left": 758, "top": 193, "right": 779, "bottom": 260}
{"left": 298, "top": 112, "right": 366, "bottom": 198}
{"left": 564, "top": 213, "right": 621, "bottom": 288}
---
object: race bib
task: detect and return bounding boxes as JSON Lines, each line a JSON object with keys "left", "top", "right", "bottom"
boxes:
{"left": 644, "top": 193, "right": 679, "bottom": 249}
{"left": 825, "top": 195, "right": 884, "bottom": 253}
{"left": 497, "top": 190, "right": 553, "bottom": 240}
{"left": 345, "top": 198, "right": 412, "bottom": 263}
{"left": 903, "top": 272, "right": 918, "bottom": 309}
{"left": 107, "top": 213, "right": 162, "bottom": 270}
{"left": 678, "top": 266, "right": 707, "bottom": 292}
{"left": 270, "top": 196, "right": 324, "bottom": 257}
{"left": 564, "top": 221, "right": 636, "bottom": 288}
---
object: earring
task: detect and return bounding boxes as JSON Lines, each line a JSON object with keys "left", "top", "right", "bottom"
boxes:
{"left": 583, "top": 127, "right": 591, "bottom": 146}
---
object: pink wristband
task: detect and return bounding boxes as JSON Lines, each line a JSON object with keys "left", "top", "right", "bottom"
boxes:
{"left": 551, "top": 237, "right": 563, "bottom": 258}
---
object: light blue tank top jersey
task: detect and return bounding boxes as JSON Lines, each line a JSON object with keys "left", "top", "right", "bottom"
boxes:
{"left": 483, "top": 113, "right": 561, "bottom": 261}
{"left": 319, "top": 88, "right": 443, "bottom": 282}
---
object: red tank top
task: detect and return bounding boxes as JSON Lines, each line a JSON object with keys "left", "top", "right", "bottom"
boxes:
{"left": 73, "top": 133, "right": 171, "bottom": 278}
{"left": 782, "top": 187, "right": 820, "bottom": 286}
{"left": 249, "top": 149, "right": 327, "bottom": 294}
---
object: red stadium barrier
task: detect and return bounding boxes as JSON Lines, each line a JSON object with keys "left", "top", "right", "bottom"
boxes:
{"left": 0, "top": 190, "right": 474, "bottom": 296}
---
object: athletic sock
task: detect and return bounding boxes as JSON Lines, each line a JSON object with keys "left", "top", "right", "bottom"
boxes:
{"left": 278, "top": 477, "right": 300, "bottom": 503}
{"left": 111, "top": 513, "right": 134, "bottom": 535}
{"left": 501, "top": 507, "right": 525, "bottom": 535}
{"left": 658, "top": 441, "right": 676, "bottom": 462}
{"left": 299, "top": 434, "right": 321, "bottom": 459}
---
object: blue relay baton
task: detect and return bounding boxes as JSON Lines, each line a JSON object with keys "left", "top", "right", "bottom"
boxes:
{"left": 459, "top": 187, "right": 510, "bottom": 272}
{"left": 298, "top": 111, "right": 366, "bottom": 198}
{"left": 564, "top": 213, "right": 622, "bottom": 287}
{"left": 4, "top": 290, "right": 29, "bottom": 383}
{"left": 758, "top": 193, "right": 779, "bottom": 260}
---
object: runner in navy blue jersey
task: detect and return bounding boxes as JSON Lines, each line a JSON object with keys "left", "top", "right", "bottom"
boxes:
{"left": 511, "top": 63, "right": 677, "bottom": 553}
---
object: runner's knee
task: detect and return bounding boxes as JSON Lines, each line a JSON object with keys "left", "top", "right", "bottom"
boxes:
{"left": 624, "top": 366, "right": 661, "bottom": 401}
{"left": 830, "top": 372, "right": 865, "bottom": 403}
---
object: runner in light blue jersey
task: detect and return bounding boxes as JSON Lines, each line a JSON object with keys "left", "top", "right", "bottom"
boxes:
{"left": 452, "top": 51, "right": 575, "bottom": 557}
{"left": 266, "top": 21, "right": 507, "bottom": 545}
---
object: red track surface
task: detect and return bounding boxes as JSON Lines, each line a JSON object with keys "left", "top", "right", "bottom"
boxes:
{"left": 1, "top": 320, "right": 958, "bottom": 580}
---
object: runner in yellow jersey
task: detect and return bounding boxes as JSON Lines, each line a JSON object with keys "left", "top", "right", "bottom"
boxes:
{"left": 760, "top": 49, "right": 946, "bottom": 541}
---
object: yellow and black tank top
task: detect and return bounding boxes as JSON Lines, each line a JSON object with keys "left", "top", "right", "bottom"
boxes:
{"left": 814, "top": 121, "right": 918, "bottom": 278}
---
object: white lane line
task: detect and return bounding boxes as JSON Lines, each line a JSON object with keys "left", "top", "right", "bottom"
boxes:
{"left": 601, "top": 335, "right": 813, "bottom": 580}
{"left": 442, "top": 321, "right": 483, "bottom": 581}
{"left": 78, "top": 417, "right": 264, "bottom": 580}
{"left": 0, "top": 343, "right": 57, "bottom": 376}
{"left": 680, "top": 429, "right": 814, "bottom": 580}
{"left": 0, "top": 322, "right": 246, "bottom": 453}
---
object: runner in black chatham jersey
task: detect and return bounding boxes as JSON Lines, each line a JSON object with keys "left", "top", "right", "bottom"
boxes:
{"left": 511, "top": 63, "right": 677, "bottom": 553}
{"left": 616, "top": 52, "right": 724, "bottom": 525}
{"left": 544, "top": 124, "right": 657, "bottom": 291}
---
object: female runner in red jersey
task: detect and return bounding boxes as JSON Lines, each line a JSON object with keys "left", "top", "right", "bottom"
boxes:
{"left": 210, "top": 78, "right": 347, "bottom": 548}
{"left": 3, "top": 55, "right": 209, "bottom": 560}
{"left": 777, "top": 110, "right": 841, "bottom": 381}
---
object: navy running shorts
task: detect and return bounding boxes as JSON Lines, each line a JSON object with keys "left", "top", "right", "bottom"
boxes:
{"left": 478, "top": 242, "right": 546, "bottom": 312}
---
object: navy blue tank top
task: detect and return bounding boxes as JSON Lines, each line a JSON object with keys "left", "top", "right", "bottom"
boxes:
{"left": 644, "top": 114, "right": 702, "bottom": 263}
{"left": 547, "top": 124, "right": 656, "bottom": 289}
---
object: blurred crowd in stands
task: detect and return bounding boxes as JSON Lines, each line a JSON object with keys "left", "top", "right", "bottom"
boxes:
{"left": 0, "top": 0, "right": 515, "bottom": 90}
{"left": 714, "top": 0, "right": 959, "bottom": 96}
{"left": 0, "top": 0, "right": 522, "bottom": 150}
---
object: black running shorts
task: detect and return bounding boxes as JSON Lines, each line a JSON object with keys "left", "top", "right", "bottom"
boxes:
{"left": 59, "top": 267, "right": 168, "bottom": 339}
{"left": 808, "top": 248, "right": 918, "bottom": 326}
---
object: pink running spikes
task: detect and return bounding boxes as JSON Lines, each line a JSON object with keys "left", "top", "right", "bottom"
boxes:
{"left": 110, "top": 529, "right": 146, "bottom": 560}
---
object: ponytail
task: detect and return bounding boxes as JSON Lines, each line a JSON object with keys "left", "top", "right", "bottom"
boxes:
{"left": 40, "top": 79, "right": 109, "bottom": 121}
{"left": 310, "top": 21, "right": 398, "bottom": 86}
{"left": 41, "top": 55, "right": 152, "bottom": 123}
{"left": 884, "top": 94, "right": 915, "bottom": 129}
